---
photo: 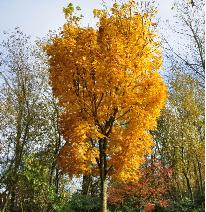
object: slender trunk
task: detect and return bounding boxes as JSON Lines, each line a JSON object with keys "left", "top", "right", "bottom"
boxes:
{"left": 9, "top": 96, "right": 30, "bottom": 211}
{"left": 99, "top": 138, "right": 107, "bottom": 212}
{"left": 97, "top": 109, "right": 117, "bottom": 212}
{"left": 10, "top": 190, "right": 16, "bottom": 212}
{"left": 183, "top": 170, "right": 193, "bottom": 203}
{"left": 55, "top": 168, "right": 60, "bottom": 194}
{"left": 10, "top": 139, "right": 21, "bottom": 211}
{"left": 82, "top": 175, "right": 92, "bottom": 195}
{"left": 196, "top": 158, "right": 204, "bottom": 198}
{"left": 100, "top": 177, "right": 107, "bottom": 212}
{"left": 196, "top": 158, "right": 204, "bottom": 209}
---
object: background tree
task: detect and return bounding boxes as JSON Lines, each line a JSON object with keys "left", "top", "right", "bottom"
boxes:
{"left": 154, "top": 0, "right": 205, "bottom": 209}
{"left": 0, "top": 29, "right": 67, "bottom": 211}
{"left": 153, "top": 72, "right": 204, "bottom": 210}
{"left": 108, "top": 158, "right": 173, "bottom": 211}
{"left": 164, "top": 0, "right": 205, "bottom": 86}
{"left": 45, "top": 1, "right": 167, "bottom": 211}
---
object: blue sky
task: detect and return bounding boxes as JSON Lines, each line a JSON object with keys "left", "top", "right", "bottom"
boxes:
{"left": 0, "top": 0, "right": 174, "bottom": 39}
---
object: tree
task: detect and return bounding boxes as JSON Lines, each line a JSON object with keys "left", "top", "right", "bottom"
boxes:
{"left": 108, "top": 159, "right": 172, "bottom": 211}
{"left": 153, "top": 72, "right": 204, "bottom": 209}
{"left": 157, "top": 0, "right": 205, "bottom": 208}
{"left": 164, "top": 0, "right": 205, "bottom": 87}
{"left": 0, "top": 29, "right": 46, "bottom": 211}
{"left": 45, "top": 1, "right": 167, "bottom": 211}
{"left": 0, "top": 29, "right": 67, "bottom": 211}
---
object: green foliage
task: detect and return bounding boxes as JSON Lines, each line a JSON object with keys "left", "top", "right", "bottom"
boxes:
{"left": 76, "top": 6, "right": 81, "bottom": 11}
{"left": 62, "top": 192, "right": 101, "bottom": 212}
{"left": 63, "top": 3, "right": 74, "bottom": 18}
{"left": 166, "top": 198, "right": 204, "bottom": 212}
{"left": 21, "top": 154, "right": 65, "bottom": 210}
{"left": 63, "top": 2, "right": 83, "bottom": 22}
{"left": 115, "top": 197, "right": 140, "bottom": 212}
{"left": 153, "top": 72, "right": 204, "bottom": 208}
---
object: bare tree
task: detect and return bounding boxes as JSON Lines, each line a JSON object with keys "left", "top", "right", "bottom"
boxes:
{"left": 163, "top": 0, "right": 205, "bottom": 86}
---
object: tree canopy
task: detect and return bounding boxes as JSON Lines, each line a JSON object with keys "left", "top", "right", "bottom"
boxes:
{"left": 46, "top": 0, "right": 167, "bottom": 182}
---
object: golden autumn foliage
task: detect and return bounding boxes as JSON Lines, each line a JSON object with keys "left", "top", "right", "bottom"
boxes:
{"left": 45, "top": 1, "right": 167, "bottom": 182}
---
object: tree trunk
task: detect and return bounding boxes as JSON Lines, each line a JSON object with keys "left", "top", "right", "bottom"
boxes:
{"left": 100, "top": 177, "right": 107, "bottom": 212}
{"left": 10, "top": 190, "right": 16, "bottom": 212}
{"left": 99, "top": 138, "right": 107, "bottom": 212}
{"left": 183, "top": 170, "right": 194, "bottom": 203}
{"left": 82, "top": 175, "right": 92, "bottom": 195}
{"left": 196, "top": 158, "right": 204, "bottom": 198}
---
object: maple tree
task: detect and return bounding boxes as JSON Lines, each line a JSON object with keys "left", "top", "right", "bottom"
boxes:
{"left": 108, "top": 159, "right": 173, "bottom": 211}
{"left": 45, "top": 1, "right": 167, "bottom": 211}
